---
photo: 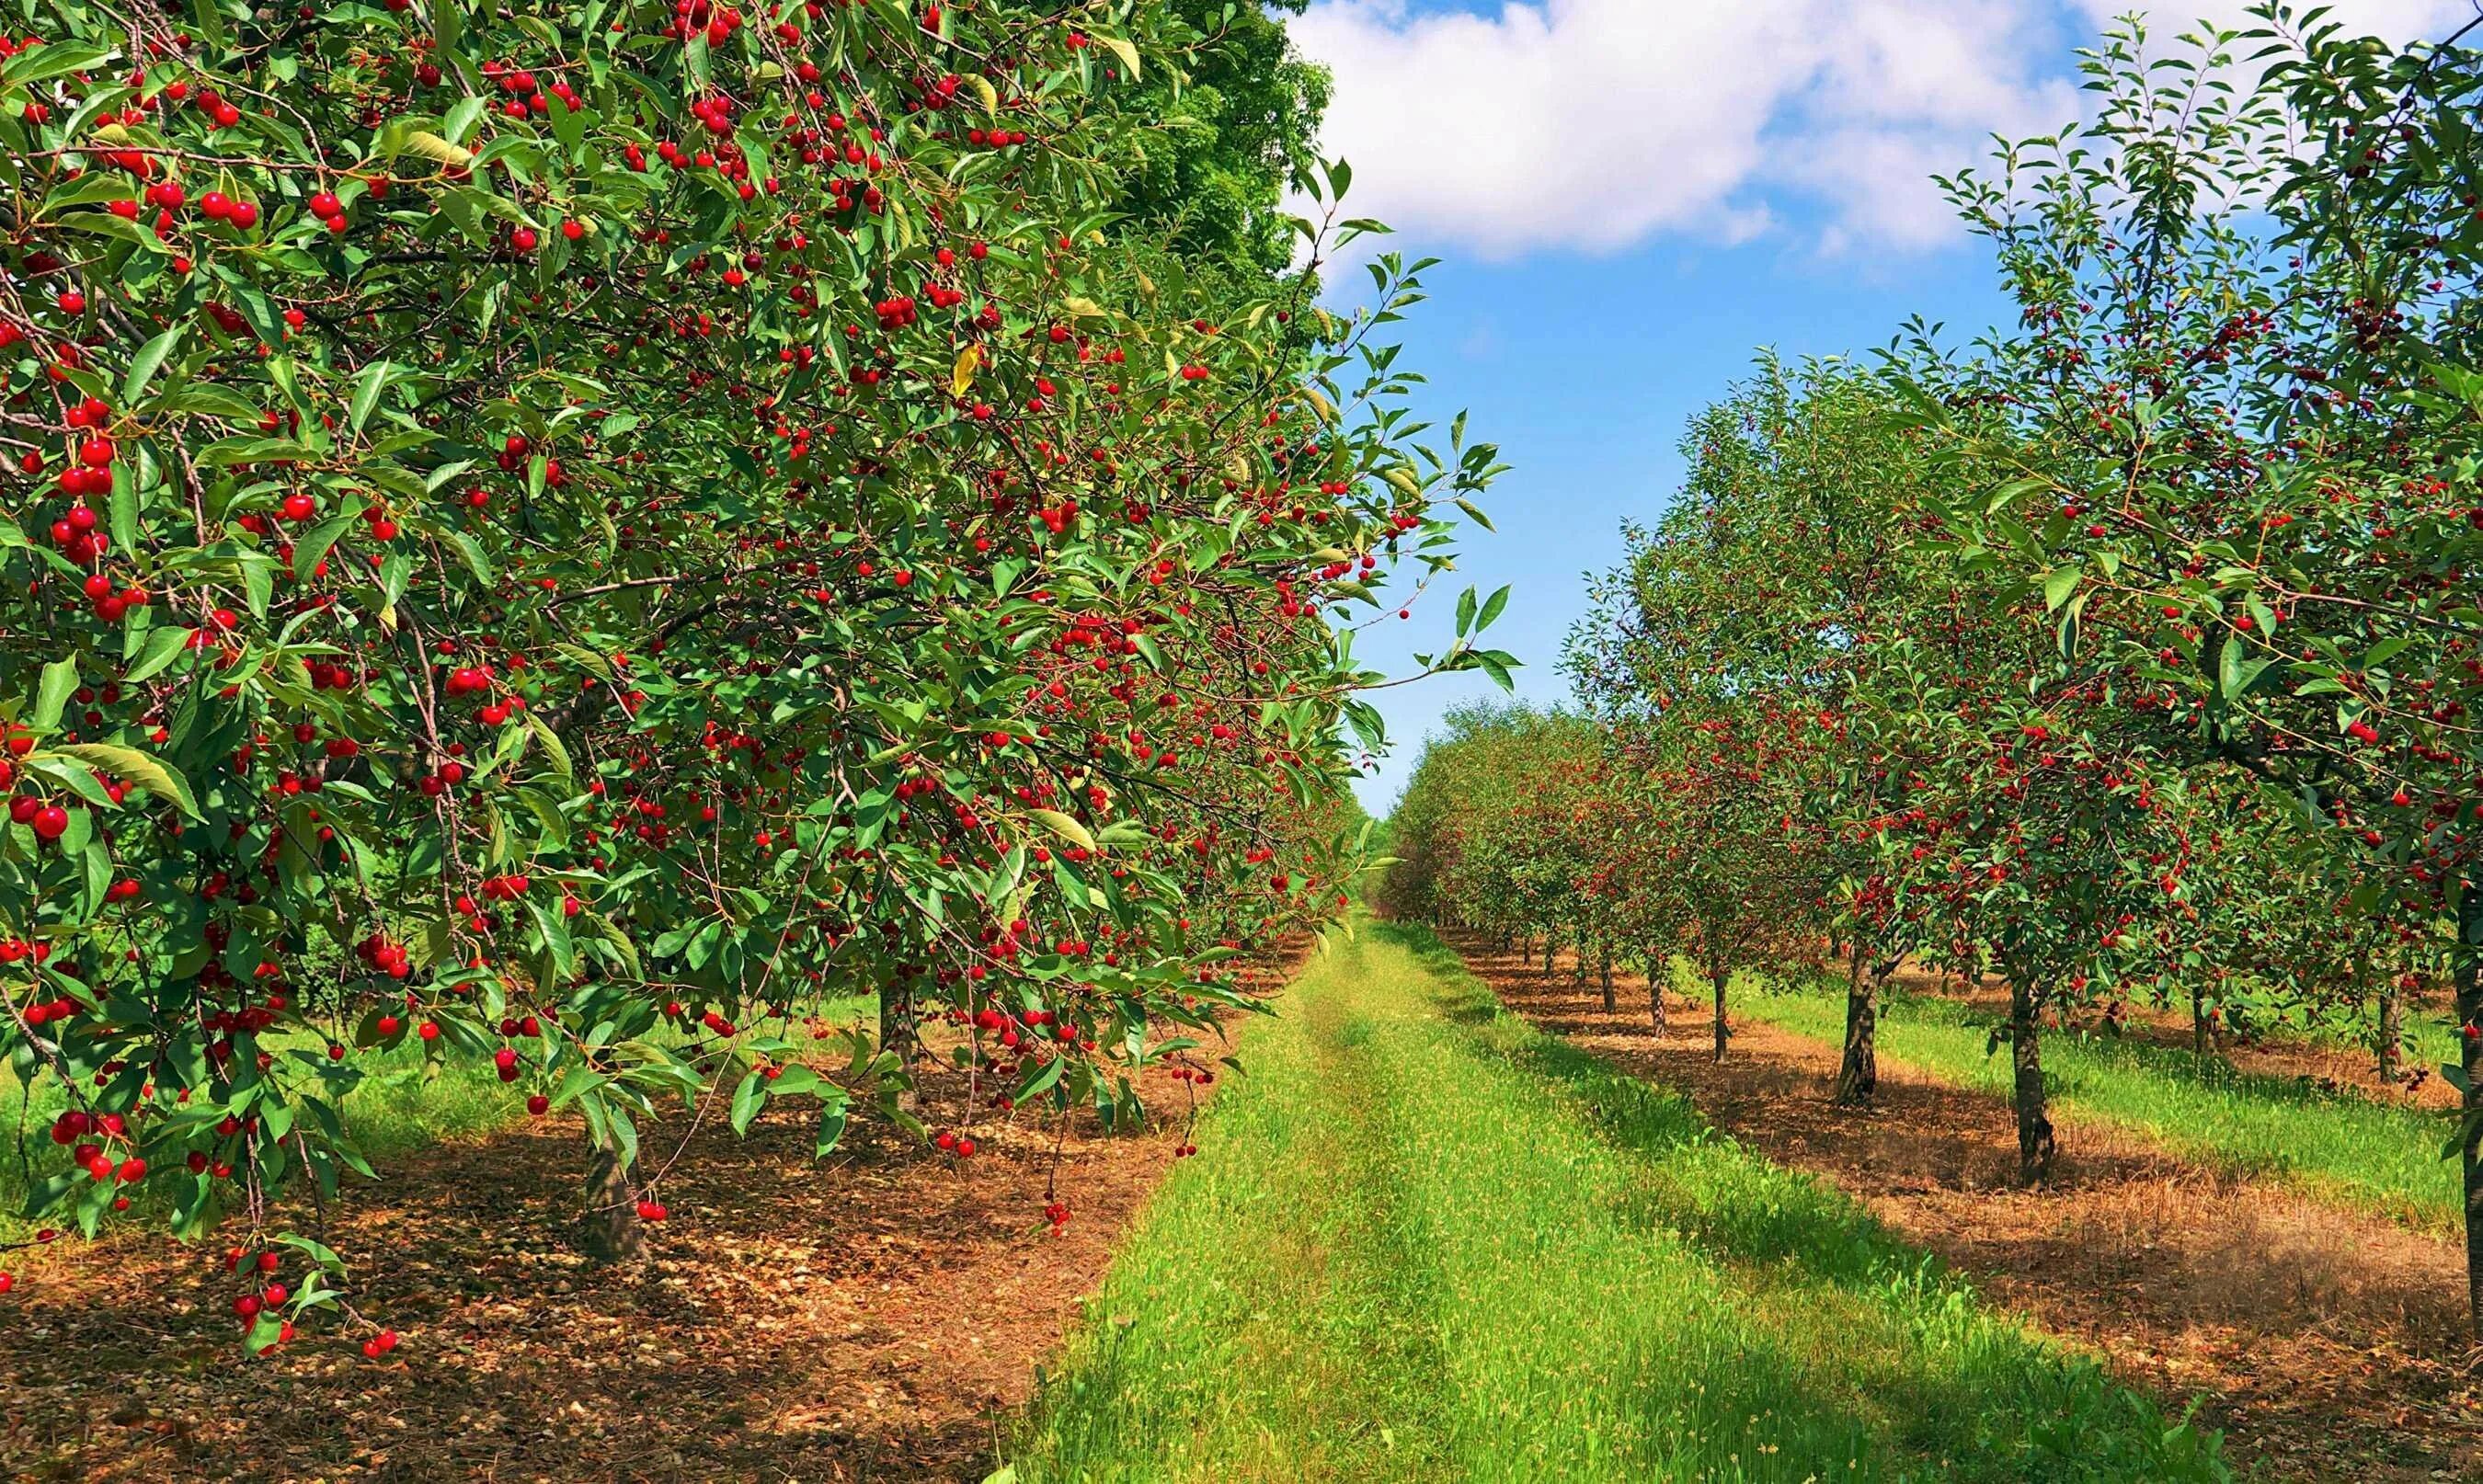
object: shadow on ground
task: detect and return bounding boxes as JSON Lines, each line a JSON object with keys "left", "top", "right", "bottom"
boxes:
{"left": 2, "top": 1054, "right": 1202, "bottom": 1484}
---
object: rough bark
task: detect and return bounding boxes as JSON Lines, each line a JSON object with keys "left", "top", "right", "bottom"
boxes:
{"left": 2377, "top": 972, "right": 2404, "bottom": 1086}
{"left": 1710, "top": 960, "right": 1730, "bottom": 1064}
{"left": 1834, "top": 944, "right": 1882, "bottom": 1108}
{"left": 879, "top": 982, "right": 920, "bottom": 1111}
{"left": 2457, "top": 888, "right": 2483, "bottom": 1339}
{"left": 1645, "top": 956, "right": 1668, "bottom": 1035}
{"left": 1598, "top": 946, "right": 1616, "bottom": 1013}
{"left": 2191, "top": 982, "right": 2217, "bottom": 1059}
{"left": 581, "top": 1140, "right": 644, "bottom": 1264}
{"left": 2008, "top": 976, "right": 2055, "bottom": 1185}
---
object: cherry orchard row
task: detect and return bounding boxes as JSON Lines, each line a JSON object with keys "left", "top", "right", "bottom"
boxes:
{"left": 1388, "top": 6, "right": 2483, "bottom": 1331}
{"left": 0, "top": 0, "right": 1509, "bottom": 1352}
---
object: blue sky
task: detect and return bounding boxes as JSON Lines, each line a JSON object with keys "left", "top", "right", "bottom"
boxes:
{"left": 1337, "top": 231, "right": 2013, "bottom": 810}
{"left": 1299, "top": 0, "right": 2477, "bottom": 811}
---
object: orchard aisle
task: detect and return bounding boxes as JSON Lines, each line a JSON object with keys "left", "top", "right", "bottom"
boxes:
{"left": 1004, "top": 918, "right": 2218, "bottom": 1483}
{"left": 1462, "top": 935, "right": 2480, "bottom": 1482}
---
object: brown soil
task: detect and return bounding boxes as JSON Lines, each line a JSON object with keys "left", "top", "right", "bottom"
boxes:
{"left": 1458, "top": 933, "right": 2483, "bottom": 1484}
{"left": 0, "top": 1045, "right": 1218, "bottom": 1483}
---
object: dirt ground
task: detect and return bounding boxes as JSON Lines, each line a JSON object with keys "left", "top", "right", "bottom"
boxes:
{"left": 1456, "top": 932, "right": 2483, "bottom": 1484}
{"left": 0, "top": 1048, "right": 1215, "bottom": 1483}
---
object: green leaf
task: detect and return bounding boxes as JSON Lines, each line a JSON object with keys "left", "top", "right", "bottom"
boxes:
{"left": 348, "top": 360, "right": 398, "bottom": 434}
{"left": 2217, "top": 637, "right": 2272, "bottom": 701}
{"left": 729, "top": 1069, "right": 766, "bottom": 1136}
{"left": 241, "top": 556, "right": 275, "bottom": 620}
{"left": 32, "top": 657, "right": 76, "bottom": 732}
{"left": 523, "top": 711, "right": 573, "bottom": 781}
{"left": 80, "top": 838, "right": 110, "bottom": 916}
{"left": 6, "top": 40, "right": 112, "bottom": 86}
{"left": 123, "top": 626, "right": 194, "bottom": 683}
{"left": 188, "top": 0, "right": 228, "bottom": 47}
{"left": 815, "top": 1092, "right": 850, "bottom": 1157}
{"left": 109, "top": 469, "right": 139, "bottom": 557}
{"left": 121, "top": 326, "right": 184, "bottom": 404}
{"left": 292, "top": 512, "right": 357, "bottom": 583}
{"left": 1015, "top": 1056, "right": 1064, "bottom": 1102}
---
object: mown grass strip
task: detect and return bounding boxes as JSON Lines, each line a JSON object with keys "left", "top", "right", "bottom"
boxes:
{"left": 1733, "top": 976, "right": 2456, "bottom": 1233}
{"left": 1008, "top": 919, "right": 2224, "bottom": 1483}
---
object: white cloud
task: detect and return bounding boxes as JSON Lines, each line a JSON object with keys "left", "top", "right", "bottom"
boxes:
{"left": 2065, "top": 0, "right": 2476, "bottom": 38}
{"left": 1287, "top": 0, "right": 2475, "bottom": 260}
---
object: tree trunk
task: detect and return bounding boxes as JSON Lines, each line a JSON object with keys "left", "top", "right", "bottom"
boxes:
{"left": 879, "top": 982, "right": 920, "bottom": 1111}
{"left": 581, "top": 1140, "right": 644, "bottom": 1264}
{"left": 1543, "top": 930, "right": 1558, "bottom": 976}
{"left": 2377, "top": 972, "right": 2404, "bottom": 1086}
{"left": 1711, "top": 961, "right": 1730, "bottom": 1063}
{"left": 1645, "top": 956, "right": 1668, "bottom": 1035}
{"left": 2008, "top": 976, "right": 2055, "bottom": 1185}
{"left": 1835, "top": 944, "right": 1881, "bottom": 1107}
{"left": 1598, "top": 946, "right": 1616, "bottom": 1013}
{"left": 2455, "top": 887, "right": 2483, "bottom": 1339}
{"left": 2191, "top": 982, "right": 2216, "bottom": 1059}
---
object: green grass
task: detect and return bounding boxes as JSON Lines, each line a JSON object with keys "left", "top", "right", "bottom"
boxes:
{"left": 1007, "top": 919, "right": 2226, "bottom": 1483}
{"left": 1731, "top": 975, "right": 2458, "bottom": 1233}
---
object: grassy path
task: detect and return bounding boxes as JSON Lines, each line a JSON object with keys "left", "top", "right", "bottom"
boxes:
{"left": 1732, "top": 976, "right": 2455, "bottom": 1232}
{"left": 1007, "top": 919, "right": 2225, "bottom": 1483}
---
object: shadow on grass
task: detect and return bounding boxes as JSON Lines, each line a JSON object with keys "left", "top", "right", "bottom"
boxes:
{"left": 1372, "top": 919, "right": 2232, "bottom": 1484}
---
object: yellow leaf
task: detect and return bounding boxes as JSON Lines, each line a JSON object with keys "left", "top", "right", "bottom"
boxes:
{"left": 1099, "top": 34, "right": 1140, "bottom": 79}
{"left": 1384, "top": 467, "right": 1423, "bottom": 499}
{"left": 47, "top": 743, "right": 202, "bottom": 820}
{"left": 1301, "top": 384, "right": 1338, "bottom": 424}
{"left": 403, "top": 131, "right": 474, "bottom": 168}
{"left": 969, "top": 74, "right": 999, "bottom": 114}
{"left": 1063, "top": 296, "right": 1108, "bottom": 321}
{"left": 951, "top": 345, "right": 981, "bottom": 398}
{"left": 1028, "top": 808, "right": 1096, "bottom": 853}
